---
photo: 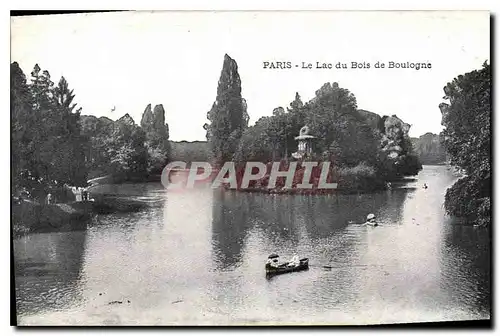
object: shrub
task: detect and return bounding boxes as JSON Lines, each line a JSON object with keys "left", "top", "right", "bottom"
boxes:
{"left": 338, "top": 162, "right": 383, "bottom": 192}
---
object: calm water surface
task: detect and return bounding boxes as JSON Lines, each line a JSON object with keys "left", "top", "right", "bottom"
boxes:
{"left": 14, "top": 166, "right": 490, "bottom": 325}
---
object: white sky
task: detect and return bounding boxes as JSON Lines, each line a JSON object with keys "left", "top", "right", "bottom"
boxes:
{"left": 11, "top": 11, "right": 490, "bottom": 141}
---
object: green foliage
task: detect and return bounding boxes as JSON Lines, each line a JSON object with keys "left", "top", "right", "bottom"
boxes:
{"left": 11, "top": 62, "right": 88, "bottom": 201}
{"left": 233, "top": 80, "right": 421, "bottom": 191}
{"left": 392, "top": 153, "right": 422, "bottom": 177}
{"left": 141, "top": 104, "right": 170, "bottom": 174}
{"left": 440, "top": 62, "right": 491, "bottom": 225}
{"left": 169, "top": 141, "right": 210, "bottom": 162}
{"left": 204, "top": 54, "right": 249, "bottom": 163}
{"left": 11, "top": 61, "right": 173, "bottom": 200}
{"left": 80, "top": 102, "right": 171, "bottom": 181}
{"left": 81, "top": 113, "right": 151, "bottom": 182}
{"left": 306, "top": 86, "right": 381, "bottom": 168}
{"left": 338, "top": 162, "right": 384, "bottom": 192}
{"left": 11, "top": 62, "right": 33, "bottom": 193}
{"left": 444, "top": 174, "right": 490, "bottom": 227}
{"left": 111, "top": 117, "right": 148, "bottom": 180}
{"left": 411, "top": 132, "right": 447, "bottom": 165}
{"left": 234, "top": 117, "right": 277, "bottom": 162}
{"left": 235, "top": 93, "right": 307, "bottom": 162}
{"left": 79, "top": 115, "right": 114, "bottom": 178}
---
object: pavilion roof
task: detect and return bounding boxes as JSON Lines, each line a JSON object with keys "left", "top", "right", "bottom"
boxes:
{"left": 294, "top": 135, "right": 316, "bottom": 140}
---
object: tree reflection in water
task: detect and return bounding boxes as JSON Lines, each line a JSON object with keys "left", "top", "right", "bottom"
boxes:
{"left": 14, "top": 231, "right": 88, "bottom": 317}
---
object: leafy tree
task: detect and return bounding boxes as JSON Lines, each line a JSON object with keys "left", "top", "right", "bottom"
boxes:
{"left": 289, "top": 92, "right": 304, "bottom": 111}
{"left": 13, "top": 61, "right": 173, "bottom": 196}
{"left": 204, "top": 54, "right": 249, "bottom": 163}
{"left": 11, "top": 63, "right": 89, "bottom": 201}
{"left": 440, "top": 62, "right": 490, "bottom": 225}
{"left": 80, "top": 115, "right": 115, "bottom": 178}
{"left": 107, "top": 114, "right": 148, "bottom": 180}
{"left": 231, "top": 80, "right": 421, "bottom": 192}
{"left": 267, "top": 108, "right": 288, "bottom": 160}
{"left": 234, "top": 116, "right": 274, "bottom": 163}
{"left": 81, "top": 104, "right": 171, "bottom": 181}
{"left": 151, "top": 104, "right": 170, "bottom": 157}
{"left": 411, "top": 132, "right": 447, "bottom": 165}
{"left": 51, "top": 76, "right": 88, "bottom": 187}
{"left": 11, "top": 62, "right": 33, "bottom": 193}
{"left": 169, "top": 141, "right": 210, "bottom": 162}
{"left": 27, "top": 64, "right": 56, "bottom": 198}
{"left": 140, "top": 104, "right": 154, "bottom": 133}
{"left": 140, "top": 104, "right": 170, "bottom": 174}
{"left": 302, "top": 82, "right": 380, "bottom": 168}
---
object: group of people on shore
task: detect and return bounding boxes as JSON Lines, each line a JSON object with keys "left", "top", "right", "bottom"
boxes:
{"left": 71, "top": 187, "right": 90, "bottom": 202}
{"left": 46, "top": 187, "right": 90, "bottom": 205}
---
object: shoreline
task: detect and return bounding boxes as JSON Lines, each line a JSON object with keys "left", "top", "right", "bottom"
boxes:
{"left": 12, "top": 198, "right": 150, "bottom": 237}
{"left": 225, "top": 186, "right": 388, "bottom": 195}
{"left": 11, "top": 173, "right": 417, "bottom": 237}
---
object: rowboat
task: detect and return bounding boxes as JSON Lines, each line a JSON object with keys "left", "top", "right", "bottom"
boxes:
{"left": 265, "top": 257, "right": 309, "bottom": 276}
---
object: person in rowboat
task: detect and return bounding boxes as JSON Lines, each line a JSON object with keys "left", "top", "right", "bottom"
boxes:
{"left": 365, "top": 213, "right": 378, "bottom": 227}
{"left": 266, "top": 254, "right": 280, "bottom": 268}
{"left": 287, "top": 255, "right": 300, "bottom": 267}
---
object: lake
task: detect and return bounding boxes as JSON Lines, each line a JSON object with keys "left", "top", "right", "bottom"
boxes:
{"left": 13, "top": 165, "right": 490, "bottom": 325}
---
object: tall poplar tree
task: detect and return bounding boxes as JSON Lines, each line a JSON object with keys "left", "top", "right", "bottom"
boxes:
{"left": 204, "top": 54, "right": 249, "bottom": 163}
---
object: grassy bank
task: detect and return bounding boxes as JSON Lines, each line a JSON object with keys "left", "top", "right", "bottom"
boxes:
{"left": 12, "top": 201, "right": 93, "bottom": 236}
{"left": 12, "top": 195, "right": 151, "bottom": 236}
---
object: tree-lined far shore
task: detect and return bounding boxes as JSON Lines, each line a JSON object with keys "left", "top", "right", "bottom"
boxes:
{"left": 11, "top": 62, "right": 171, "bottom": 203}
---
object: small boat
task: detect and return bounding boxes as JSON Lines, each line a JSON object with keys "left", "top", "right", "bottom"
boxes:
{"left": 265, "top": 257, "right": 309, "bottom": 276}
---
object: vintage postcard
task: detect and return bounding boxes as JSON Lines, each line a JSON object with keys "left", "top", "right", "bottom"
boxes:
{"left": 11, "top": 10, "right": 491, "bottom": 326}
